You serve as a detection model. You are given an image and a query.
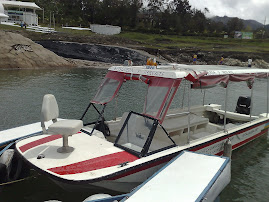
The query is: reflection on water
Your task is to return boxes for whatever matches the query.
[0,68,269,201]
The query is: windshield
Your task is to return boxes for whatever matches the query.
[144,78,181,123]
[91,71,124,105]
[115,112,175,157]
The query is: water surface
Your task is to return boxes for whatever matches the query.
[0,68,269,202]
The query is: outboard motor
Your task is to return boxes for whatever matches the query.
[235,96,251,115]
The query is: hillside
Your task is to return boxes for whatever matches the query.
[211,16,265,30]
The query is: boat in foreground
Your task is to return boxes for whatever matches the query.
[12,64,269,192]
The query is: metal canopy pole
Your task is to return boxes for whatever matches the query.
[266,77,269,118]
[224,84,229,132]
[187,81,191,144]
[181,80,186,109]
[203,89,206,106]
[250,81,254,122]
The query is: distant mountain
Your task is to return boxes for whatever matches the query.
[211,16,265,30]
[211,16,231,25]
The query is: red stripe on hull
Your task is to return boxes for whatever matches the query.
[109,156,173,180]
[190,122,267,152]
[19,135,62,153]
[109,124,268,180]
[232,130,267,150]
[48,151,139,175]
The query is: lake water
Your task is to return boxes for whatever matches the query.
[1,68,269,202]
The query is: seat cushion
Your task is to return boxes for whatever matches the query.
[47,120,83,136]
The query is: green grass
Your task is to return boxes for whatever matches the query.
[1,23,269,54]
[119,32,269,53]
[0,24,22,31]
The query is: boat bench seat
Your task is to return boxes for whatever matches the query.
[206,105,258,122]
[152,114,208,146]
[161,114,209,136]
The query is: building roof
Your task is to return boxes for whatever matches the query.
[0,2,8,18]
[1,1,42,10]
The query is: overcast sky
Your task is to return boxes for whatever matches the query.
[188,0,268,24]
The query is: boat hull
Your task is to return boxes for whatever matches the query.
[27,120,269,193]
[15,118,269,192]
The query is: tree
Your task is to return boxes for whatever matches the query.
[227,17,244,34]
[147,0,164,28]
[170,0,192,32]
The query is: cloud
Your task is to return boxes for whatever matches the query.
[188,0,268,24]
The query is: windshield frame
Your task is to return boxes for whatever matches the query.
[114,111,176,157]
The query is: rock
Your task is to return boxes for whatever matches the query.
[0,31,74,68]
[223,58,245,66]
[221,58,269,69]
[253,59,269,69]
[36,41,151,65]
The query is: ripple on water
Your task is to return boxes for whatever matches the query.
[1,68,269,201]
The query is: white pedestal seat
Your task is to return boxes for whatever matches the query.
[41,94,83,153]
[47,119,83,153]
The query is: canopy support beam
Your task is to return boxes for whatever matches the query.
[187,80,191,144]
[266,77,269,118]
[224,84,229,132]
[250,81,254,122]
[181,80,186,109]
[203,89,206,106]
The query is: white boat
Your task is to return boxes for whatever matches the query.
[13,64,269,192]
[84,151,231,202]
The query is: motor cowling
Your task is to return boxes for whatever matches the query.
[235,96,251,115]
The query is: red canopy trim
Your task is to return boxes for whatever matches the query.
[190,73,257,89]
[105,71,125,81]
[229,74,255,89]
[191,75,229,89]
[256,73,269,78]
[124,73,150,84]
[185,71,208,83]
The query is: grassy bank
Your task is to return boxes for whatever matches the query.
[119,32,269,53]
[1,24,269,54]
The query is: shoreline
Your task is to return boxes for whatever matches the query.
[1,30,269,69]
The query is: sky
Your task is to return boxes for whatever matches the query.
[188,0,268,24]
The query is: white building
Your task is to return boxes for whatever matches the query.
[0,0,41,25]
[0,2,8,20]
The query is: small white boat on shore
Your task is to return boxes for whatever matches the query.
[6,64,269,192]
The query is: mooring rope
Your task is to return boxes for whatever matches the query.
[0,175,36,186]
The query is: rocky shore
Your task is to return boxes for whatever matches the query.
[0,30,73,69]
[1,30,269,69]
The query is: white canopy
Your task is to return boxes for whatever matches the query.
[1,1,42,10]
[109,64,269,79]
